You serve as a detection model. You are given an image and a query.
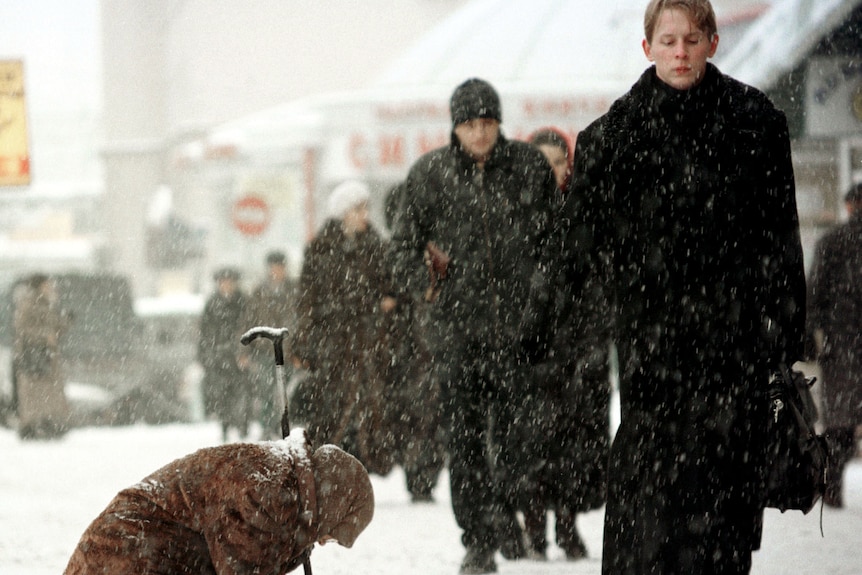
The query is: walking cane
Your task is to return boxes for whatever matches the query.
[240,326,313,575]
[241,326,291,436]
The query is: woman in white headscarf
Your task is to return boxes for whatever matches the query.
[290,180,399,475]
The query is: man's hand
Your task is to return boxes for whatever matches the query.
[424,242,450,303]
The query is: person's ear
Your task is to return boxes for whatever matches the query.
[642,39,654,62]
[708,33,719,58]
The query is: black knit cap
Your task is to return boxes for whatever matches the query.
[449,78,502,127]
[28,273,50,290]
[213,267,241,282]
[265,250,286,266]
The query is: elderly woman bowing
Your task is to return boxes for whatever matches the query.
[64,430,374,575]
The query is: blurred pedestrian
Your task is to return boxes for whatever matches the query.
[807,181,862,508]
[383,182,446,503]
[14,273,72,440]
[567,1,807,573]
[64,430,374,575]
[529,128,573,191]
[198,267,252,442]
[388,78,557,574]
[519,127,611,560]
[290,180,398,476]
[240,250,298,440]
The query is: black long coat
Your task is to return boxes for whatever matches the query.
[568,64,806,573]
[525,228,613,515]
[197,289,249,425]
[290,220,396,474]
[807,213,862,428]
[389,134,557,355]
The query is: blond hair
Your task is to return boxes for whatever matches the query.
[644,0,717,42]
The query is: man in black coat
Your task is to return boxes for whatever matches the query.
[198,268,251,443]
[807,182,862,508]
[566,1,806,573]
[240,251,298,440]
[389,78,557,574]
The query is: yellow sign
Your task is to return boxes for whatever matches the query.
[0,60,31,186]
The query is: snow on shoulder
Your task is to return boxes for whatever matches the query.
[265,427,312,462]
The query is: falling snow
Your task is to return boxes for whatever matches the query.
[1,421,860,575]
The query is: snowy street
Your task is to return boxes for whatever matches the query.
[2,422,861,574]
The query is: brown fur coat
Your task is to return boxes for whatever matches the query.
[64,431,373,574]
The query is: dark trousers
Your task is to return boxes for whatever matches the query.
[436,342,523,553]
[602,363,766,575]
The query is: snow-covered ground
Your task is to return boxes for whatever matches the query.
[2,421,861,575]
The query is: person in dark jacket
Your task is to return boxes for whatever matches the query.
[14,273,73,440]
[807,181,862,508]
[566,1,807,573]
[198,268,252,442]
[64,430,374,575]
[290,180,398,476]
[529,128,574,192]
[240,250,298,440]
[388,78,557,574]
[383,183,446,503]
[519,127,611,560]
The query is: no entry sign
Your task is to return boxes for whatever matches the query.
[231,195,271,237]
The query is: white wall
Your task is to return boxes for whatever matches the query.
[100,0,468,296]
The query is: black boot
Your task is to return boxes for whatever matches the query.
[556,509,588,560]
[522,504,548,559]
[497,510,526,560]
[459,547,497,574]
[18,423,37,440]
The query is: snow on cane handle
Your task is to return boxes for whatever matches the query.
[241,326,292,438]
[240,326,289,366]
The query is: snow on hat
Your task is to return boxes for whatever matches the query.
[327,180,371,219]
[450,78,502,127]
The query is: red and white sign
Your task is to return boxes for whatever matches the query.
[231,195,270,237]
